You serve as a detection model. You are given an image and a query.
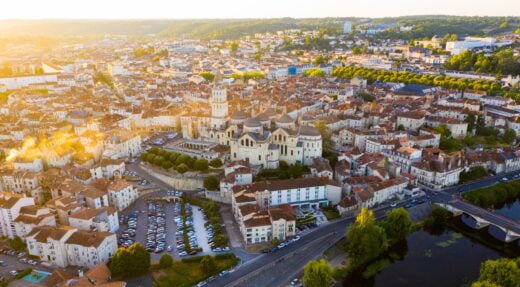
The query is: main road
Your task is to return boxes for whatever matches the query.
[129,159,520,287]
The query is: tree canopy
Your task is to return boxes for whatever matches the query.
[203,176,219,190]
[473,257,520,287]
[108,243,150,278]
[346,208,388,266]
[303,259,332,287]
[381,208,413,244]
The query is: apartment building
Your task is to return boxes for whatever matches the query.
[107,180,138,211]
[69,207,119,233]
[0,193,35,239]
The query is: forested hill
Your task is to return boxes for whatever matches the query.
[0,16,518,39]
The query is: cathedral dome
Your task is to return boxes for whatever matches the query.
[244,118,262,128]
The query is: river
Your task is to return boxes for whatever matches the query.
[494,199,520,221]
[342,201,520,287]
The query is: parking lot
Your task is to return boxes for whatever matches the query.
[295,207,328,234]
[0,249,50,281]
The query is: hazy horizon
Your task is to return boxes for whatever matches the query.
[1,0,519,19]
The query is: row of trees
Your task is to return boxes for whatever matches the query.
[254,161,309,181]
[198,71,266,82]
[332,66,520,100]
[230,71,266,81]
[182,195,229,248]
[303,208,414,286]
[443,49,520,76]
[463,179,520,208]
[459,166,489,184]
[345,208,413,267]
[303,68,326,77]
[140,147,222,174]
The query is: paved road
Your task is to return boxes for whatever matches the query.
[207,200,418,287]
[426,169,520,235]
[131,157,520,287]
[443,199,520,234]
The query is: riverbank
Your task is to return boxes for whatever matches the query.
[325,209,520,287]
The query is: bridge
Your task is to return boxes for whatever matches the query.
[436,199,520,242]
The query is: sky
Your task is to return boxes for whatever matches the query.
[0,0,519,19]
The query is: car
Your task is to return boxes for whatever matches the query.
[277,243,286,249]
[405,203,413,208]
[291,278,299,285]
[9,270,18,276]
[390,203,397,207]
[261,248,271,253]
[502,177,508,181]
[0,261,7,266]
[28,260,37,266]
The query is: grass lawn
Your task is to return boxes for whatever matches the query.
[153,257,237,287]
[470,136,510,149]
[322,209,341,221]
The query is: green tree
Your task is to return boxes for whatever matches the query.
[359,92,375,102]
[346,208,388,266]
[168,152,180,163]
[199,72,215,82]
[230,42,239,54]
[313,55,328,66]
[502,129,517,144]
[381,208,413,244]
[423,206,452,230]
[9,236,26,251]
[209,158,223,168]
[303,259,332,287]
[194,159,209,171]
[303,68,326,77]
[315,120,332,148]
[161,161,173,170]
[175,154,191,166]
[109,243,150,278]
[159,253,173,269]
[460,166,488,183]
[472,281,501,287]
[203,176,219,190]
[465,113,477,133]
[201,255,217,274]
[475,258,520,287]
[176,163,189,174]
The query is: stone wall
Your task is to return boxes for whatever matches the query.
[140,164,205,190]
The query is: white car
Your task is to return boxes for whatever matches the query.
[9,270,18,276]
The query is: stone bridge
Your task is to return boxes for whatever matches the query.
[436,199,520,242]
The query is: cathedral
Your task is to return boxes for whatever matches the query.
[180,86,323,168]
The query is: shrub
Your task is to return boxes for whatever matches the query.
[194,159,209,171]
[181,256,204,263]
[209,158,223,168]
[215,253,236,260]
[203,176,219,190]
[176,164,189,174]
[159,254,174,269]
